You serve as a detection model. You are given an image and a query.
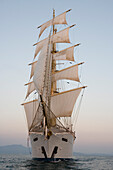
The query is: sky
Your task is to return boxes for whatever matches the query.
[0,0,113,154]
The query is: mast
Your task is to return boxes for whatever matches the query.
[47,9,57,128]
[43,9,57,129]
[51,9,56,95]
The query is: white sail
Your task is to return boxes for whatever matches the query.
[53,46,74,61]
[52,27,70,43]
[34,38,48,59]
[31,43,80,79]
[51,87,83,117]
[28,58,82,82]
[25,81,35,99]
[29,61,37,79]
[53,44,80,61]
[33,42,48,93]
[22,100,39,130]
[34,27,71,59]
[30,104,43,130]
[39,12,67,38]
[52,64,80,82]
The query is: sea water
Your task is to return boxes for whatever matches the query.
[0,154,113,170]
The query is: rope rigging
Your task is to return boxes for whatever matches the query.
[24,9,86,140]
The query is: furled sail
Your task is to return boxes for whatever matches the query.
[25,81,35,99]
[52,64,80,82]
[38,12,67,38]
[34,27,72,59]
[51,87,84,117]
[22,100,39,130]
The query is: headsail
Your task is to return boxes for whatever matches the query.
[33,42,49,94]
[22,100,39,130]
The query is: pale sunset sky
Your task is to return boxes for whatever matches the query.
[0,0,113,154]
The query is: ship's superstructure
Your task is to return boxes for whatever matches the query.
[22,9,86,160]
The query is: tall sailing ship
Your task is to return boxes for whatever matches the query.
[22,9,86,160]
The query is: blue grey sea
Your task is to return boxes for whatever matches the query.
[0,154,113,170]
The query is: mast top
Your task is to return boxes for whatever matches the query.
[53,8,55,18]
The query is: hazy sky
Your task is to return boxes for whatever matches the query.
[0,0,113,154]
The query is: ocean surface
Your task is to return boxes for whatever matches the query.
[0,154,113,170]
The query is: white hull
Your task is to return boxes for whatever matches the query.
[30,132,74,160]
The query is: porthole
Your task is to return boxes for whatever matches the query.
[62,138,68,142]
[33,137,38,142]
